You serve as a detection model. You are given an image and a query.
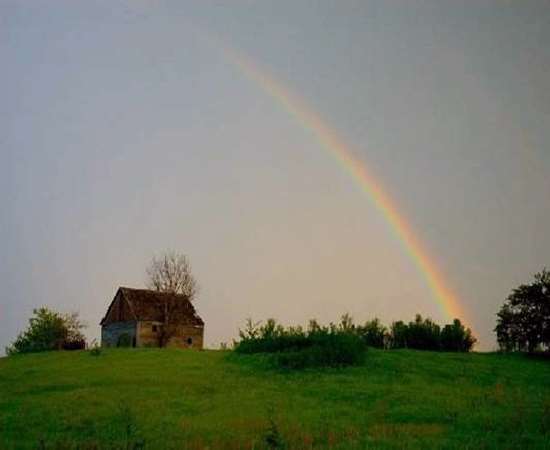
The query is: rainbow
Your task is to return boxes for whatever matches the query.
[222,46,468,325]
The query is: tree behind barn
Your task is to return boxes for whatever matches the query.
[146,251,198,299]
[146,251,198,346]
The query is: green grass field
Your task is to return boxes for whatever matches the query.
[0,349,549,449]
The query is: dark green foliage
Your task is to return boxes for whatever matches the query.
[274,333,366,369]
[389,315,476,352]
[441,319,477,352]
[264,406,285,449]
[62,340,86,351]
[236,314,476,365]
[6,308,86,355]
[405,315,441,350]
[495,269,550,352]
[356,318,387,348]
[235,317,367,369]
[389,320,408,349]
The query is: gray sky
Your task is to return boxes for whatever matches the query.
[2,1,549,352]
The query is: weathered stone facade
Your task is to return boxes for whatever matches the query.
[136,321,204,349]
[101,321,137,347]
[100,287,204,349]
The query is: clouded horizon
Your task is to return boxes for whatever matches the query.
[2,1,549,352]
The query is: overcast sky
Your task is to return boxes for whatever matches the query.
[2,1,549,352]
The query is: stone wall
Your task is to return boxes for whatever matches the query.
[136,321,162,347]
[137,321,204,349]
[102,321,204,349]
[101,321,137,347]
[167,325,204,350]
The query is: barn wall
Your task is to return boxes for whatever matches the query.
[167,325,204,350]
[102,291,135,325]
[101,321,137,347]
[136,321,162,347]
[136,322,204,349]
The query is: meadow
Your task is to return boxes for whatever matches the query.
[0,348,549,449]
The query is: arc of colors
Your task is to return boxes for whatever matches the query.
[222,46,468,325]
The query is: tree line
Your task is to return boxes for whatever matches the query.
[236,313,476,354]
[4,250,549,356]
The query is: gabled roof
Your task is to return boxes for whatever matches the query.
[100,287,204,326]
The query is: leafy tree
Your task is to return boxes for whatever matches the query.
[389,315,475,352]
[495,269,550,352]
[440,319,476,352]
[389,320,408,349]
[357,318,387,348]
[6,308,86,355]
[406,314,441,351]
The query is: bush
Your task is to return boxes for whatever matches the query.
[234,313,476,368]
[441,319,477,352]
[275,333,366,369]
[6,308,86,355]
[235,316,367,369]
[62,339,86,351]
[388,315,476,352]
[356,318,387,348]
[406,315,441,351]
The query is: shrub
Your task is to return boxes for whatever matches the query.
[389,320,408,349]
[387,315,475,352]
[356,318,387,348]
[440,319,477,352]
[264,406,285,449]
[406,315,441,351]
[235,313,476,367]
[235,317,367,369]
[63,339,86,351]
[275,333,366,369]
[6,308,86,355]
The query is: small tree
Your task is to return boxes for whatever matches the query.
[357,318,387,348]
[388,315,475,352]
[6,308,86,355]
[495,269,550,352]
[146,251,199,347]
[406,314,441,351]
[389,320,409,349]
[440,319,476,352]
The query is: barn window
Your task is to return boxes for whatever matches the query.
[152,325,158,333]
[187,337,193,345]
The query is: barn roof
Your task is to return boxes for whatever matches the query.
[100,287,204,326]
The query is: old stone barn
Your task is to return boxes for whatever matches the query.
[101,287,204,349]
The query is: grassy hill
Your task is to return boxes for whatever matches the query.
[0,349,549,449]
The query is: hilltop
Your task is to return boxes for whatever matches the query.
[0,349,549,449]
